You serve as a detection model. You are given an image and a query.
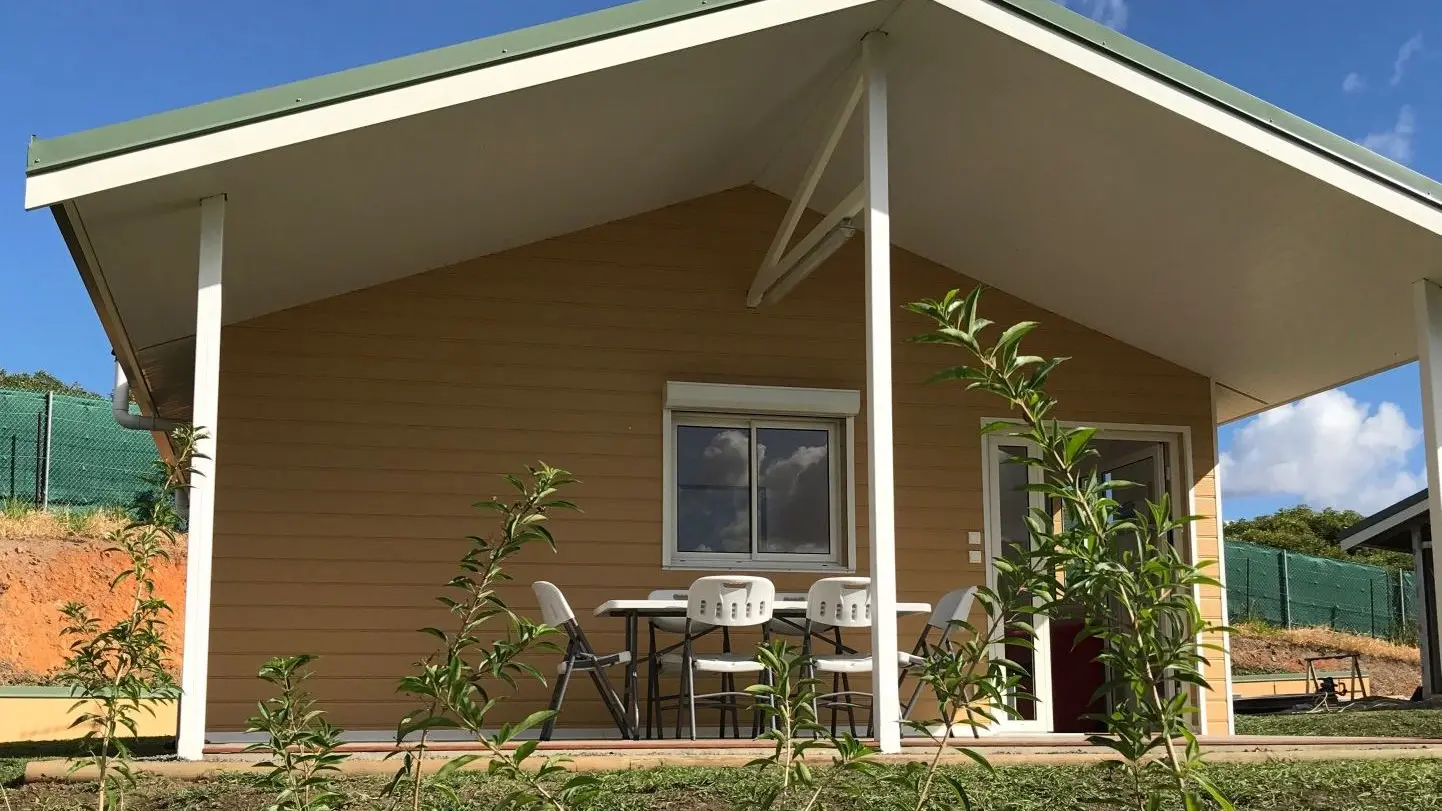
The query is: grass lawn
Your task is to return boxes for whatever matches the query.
[5,761,1442,810]
[1236,709,1442,738]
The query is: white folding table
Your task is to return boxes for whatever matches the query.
[593,598,932,739]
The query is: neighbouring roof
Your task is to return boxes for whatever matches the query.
[1339,489,1429,552]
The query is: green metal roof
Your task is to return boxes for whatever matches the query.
[24,0,1442,214]
[24,0,760,174]
[995,0,1442,208]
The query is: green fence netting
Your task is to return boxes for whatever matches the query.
[0,387,159,509]
[1226,540,1418,639]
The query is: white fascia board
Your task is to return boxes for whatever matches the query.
[24,0,876,209]
[931,0,1442,238]
[665,381,860,416]
[1340,500,1428,551]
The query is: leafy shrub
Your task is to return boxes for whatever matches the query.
[745,640,875,811]
[244,655,349,811]
[908,287,1233,810]
[56,426,199,811]
[386,463,597,811]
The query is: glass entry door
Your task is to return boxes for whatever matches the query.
[984,439,1053,733]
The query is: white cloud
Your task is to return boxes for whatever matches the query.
[1342,72,1366,94]
[1361,105,1418,164]
[1392,32,1424,86]
[1220,389,1425,514]
[1058,0,1128,31]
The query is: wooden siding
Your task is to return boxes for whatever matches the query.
[210,185,1228,736]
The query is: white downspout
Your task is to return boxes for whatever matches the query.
[112,362,184,433]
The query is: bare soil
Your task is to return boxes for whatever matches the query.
[1231,623,1422,698]
[0,531,186,682]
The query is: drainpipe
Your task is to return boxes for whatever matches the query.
[112,362,184,433]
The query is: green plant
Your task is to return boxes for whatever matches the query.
[56,507,95,536]
[244,655,349,811]
[1,498,31,521]
[744,640,876,811]
[385,463,597,811]
[885,552,1052,811]
[56,426,200,811]
[907,287,1232,811]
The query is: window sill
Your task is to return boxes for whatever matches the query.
[664,558,854,574]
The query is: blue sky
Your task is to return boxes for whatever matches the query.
[1,0,1437,520]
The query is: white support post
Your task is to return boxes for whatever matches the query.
[861,31,900,754]
[1413,278,1442,697]
[178,194,225,760]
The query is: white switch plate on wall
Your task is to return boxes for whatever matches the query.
[967,531,982,546]
[968,550,982,564]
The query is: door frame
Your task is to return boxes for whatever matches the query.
[979,438,1053,732]
[978,420,1203,733]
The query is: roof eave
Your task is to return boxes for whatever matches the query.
[25,0,764,176]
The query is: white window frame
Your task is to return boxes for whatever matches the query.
[663,382,858,573]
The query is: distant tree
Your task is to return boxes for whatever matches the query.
[0,368,103,399]
[1224,504,1414,571]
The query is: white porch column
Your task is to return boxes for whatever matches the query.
[861,31,901,754]
[178,194,226,760]
[1413,279,1442,697]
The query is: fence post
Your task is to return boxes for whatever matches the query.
[40,391,53,511]
[1280,550,1292,628]
[1399,570,1409,636]
[1368,579,1376,637]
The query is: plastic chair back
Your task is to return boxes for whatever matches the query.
[686,576,775,627]
[927,587,978,630]
[532,580,577,628]
[806,577,871,628]
[649,588,694,634]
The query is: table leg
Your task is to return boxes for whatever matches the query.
[626,612,640,740]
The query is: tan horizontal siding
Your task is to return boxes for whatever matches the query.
[209,185,1227,736]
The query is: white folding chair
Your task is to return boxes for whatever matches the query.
[901,587,979,718]
[803,576,921,736]
[532,581,633,741]
[660,576,776,740]
[644,588,731,738]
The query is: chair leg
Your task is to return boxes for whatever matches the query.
[646,625,657,739]
[718,673,730,739]
[589,668,630,738]
[686,665,698,741]
[841,673,857,738]
[830,672,841,737]
[541,663,573,742]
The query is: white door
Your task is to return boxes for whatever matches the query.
[1098,443,1181,709]
[983,438,1053,733]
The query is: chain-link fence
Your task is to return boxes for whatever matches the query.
[0,387,160,509]
[1226,540,1419,640]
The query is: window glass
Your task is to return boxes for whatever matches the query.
[756,427,831,555]
[674,425,750,554]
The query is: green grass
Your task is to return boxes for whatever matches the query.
[6,761,1442,810]
[1236,709,1442,738]
[0,758,22,787]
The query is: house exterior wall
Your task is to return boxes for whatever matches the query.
[208,186,1228,737]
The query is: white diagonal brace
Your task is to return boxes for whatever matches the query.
[748,62,863,307]
[755,182,866,307]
